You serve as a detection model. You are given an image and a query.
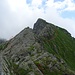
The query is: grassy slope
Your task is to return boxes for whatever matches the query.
[41,25,75,74]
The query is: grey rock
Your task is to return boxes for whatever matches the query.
[0,18,74,75]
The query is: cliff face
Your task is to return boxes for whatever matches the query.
[0,18,75,75]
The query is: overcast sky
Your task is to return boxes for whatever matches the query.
[0,0,75,40]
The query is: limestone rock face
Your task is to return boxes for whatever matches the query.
[33,18,48,34]
[3,27,35,56]
[0,18,75,75]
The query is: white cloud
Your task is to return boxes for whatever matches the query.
[46,0,75,11]
[7,0,28,12]
[31,0,42,6]
[0,0,75,40]
[46,0,54,7]
[62,0,75,11]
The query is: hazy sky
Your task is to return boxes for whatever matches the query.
[0,0,75,40]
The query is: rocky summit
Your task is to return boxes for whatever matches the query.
[0,18,75,75]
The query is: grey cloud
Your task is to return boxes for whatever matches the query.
[0,0,24,39]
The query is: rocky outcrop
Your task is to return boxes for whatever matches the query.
[0,18,75,75]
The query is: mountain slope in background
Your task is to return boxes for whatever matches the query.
[0,39,6,44]
[0,18,75,75]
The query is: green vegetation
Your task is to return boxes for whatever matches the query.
[41,26,75,74]
[0,42,8,51]
[3,57,31,75]
[28,45,34,51]
[34,60,63,75]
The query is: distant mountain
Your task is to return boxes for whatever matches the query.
[0,18,75,75]
[0,39,7,52]
[0,39,6,44]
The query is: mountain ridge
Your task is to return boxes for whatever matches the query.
[0,18,75,75]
